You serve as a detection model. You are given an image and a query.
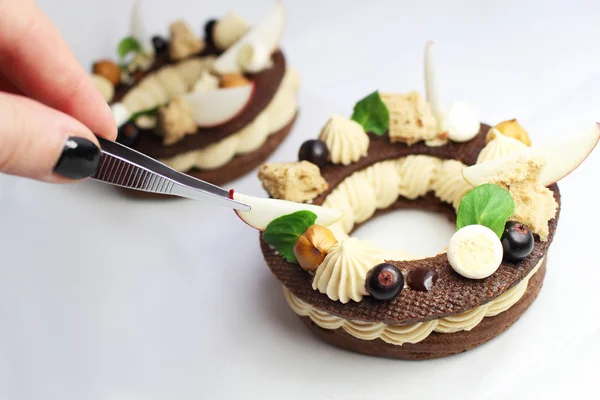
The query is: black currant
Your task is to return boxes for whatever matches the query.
[298,139,329,167]
[501,221,534,262]
[365,263,404,301]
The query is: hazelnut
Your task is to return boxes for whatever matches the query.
[489,119,531,146]
[220,73,251,88]
[293,225,338,272]
[92,59,121,86]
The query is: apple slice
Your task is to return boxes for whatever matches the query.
[130,0,154,55]
[230,190,344,231]
[213,1,285,74]
[179,84,255,127]
[424,41,444,121]
[463,124,600,187]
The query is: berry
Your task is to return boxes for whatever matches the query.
[365,263,404,301]
[501,221,534,262]
[407,267,438,292]
[117,122,139,147]
[298,139,329,167]
[152,36,167,54]
[204,19,218,47]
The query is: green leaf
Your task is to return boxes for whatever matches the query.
[117,36,141,60]
[129,105,161,121]
[263,211,318,263]
[350,91,390,136]
[456,184,515,238]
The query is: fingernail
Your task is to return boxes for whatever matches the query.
[53,137,100,179]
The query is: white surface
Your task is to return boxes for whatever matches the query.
[1,0,600,399]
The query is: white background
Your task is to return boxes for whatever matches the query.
[1,0,599,399]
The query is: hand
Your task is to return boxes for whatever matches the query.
[0,0,117,182]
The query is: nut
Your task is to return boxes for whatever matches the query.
[489,119,531,146]
[92,59,121,86]
[293,225,338,272]
[90,74,114,103]
[169,20,206,61]
[220,73,251,88]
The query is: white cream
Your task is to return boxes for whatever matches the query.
[285,257,544,345]
[159,66,299,170]
[318,115,369,165]
[477,129,528,164]
[430,159,471,210]
[312,238,385,303]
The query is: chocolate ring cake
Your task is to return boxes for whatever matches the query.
[89,1,298,190]
[231,42,599,360]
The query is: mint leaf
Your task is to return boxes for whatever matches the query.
[351,91,390,135]
[457,184,515,238]
[263,211,318,263]
[118,36,141,60]
[129,105,161,121]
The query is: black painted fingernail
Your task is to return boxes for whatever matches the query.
[53,137,100,179]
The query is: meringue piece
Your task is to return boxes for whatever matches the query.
[318,115,369,165]
[91,74,114,103]
[110,103,130,127]
[313,238,385,303]
[477,129,528,164]
[130,0,154,55]
[448,225,503,279]
[238,41,272,73]
[442,101,480,142]
[380,91,439,145]
[213,11,251,51]
[424,41,443,121]
[486,156,557,241]
[193,71,220,92]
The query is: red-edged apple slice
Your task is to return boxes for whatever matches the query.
[179,84,255,127]
[213,1,285,74]
[463,124,600,187]
[230,190,344,231]
[424,41,444,121]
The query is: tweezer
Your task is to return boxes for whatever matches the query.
[90,137,251,211]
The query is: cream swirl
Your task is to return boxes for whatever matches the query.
[287,257,543,345]
[476,129,528,164]
[121,57,215,114]
[318,115,369,165]
[364,160,402,208]
[396,155,442,199]
[430,159,472,210]
[322,156,450,241]
[312,238,385,303]
[159,67,299,170]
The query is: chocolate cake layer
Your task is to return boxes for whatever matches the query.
[314,124,490,202]
[130,51,288,158]
[260,125,561,325]
[121,113,296,198]
[301,259,546,360]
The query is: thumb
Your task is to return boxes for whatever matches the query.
[0,92,101,182]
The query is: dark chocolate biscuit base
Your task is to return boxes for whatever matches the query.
[262,190,559,324]
[121,113,297,199]
[300,259,547,360]
[260,123,561,324]
[131,51,288,158]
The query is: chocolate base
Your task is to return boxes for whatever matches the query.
[301,259,546,360]
[260,123,561,325]
[121,113,297,198]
